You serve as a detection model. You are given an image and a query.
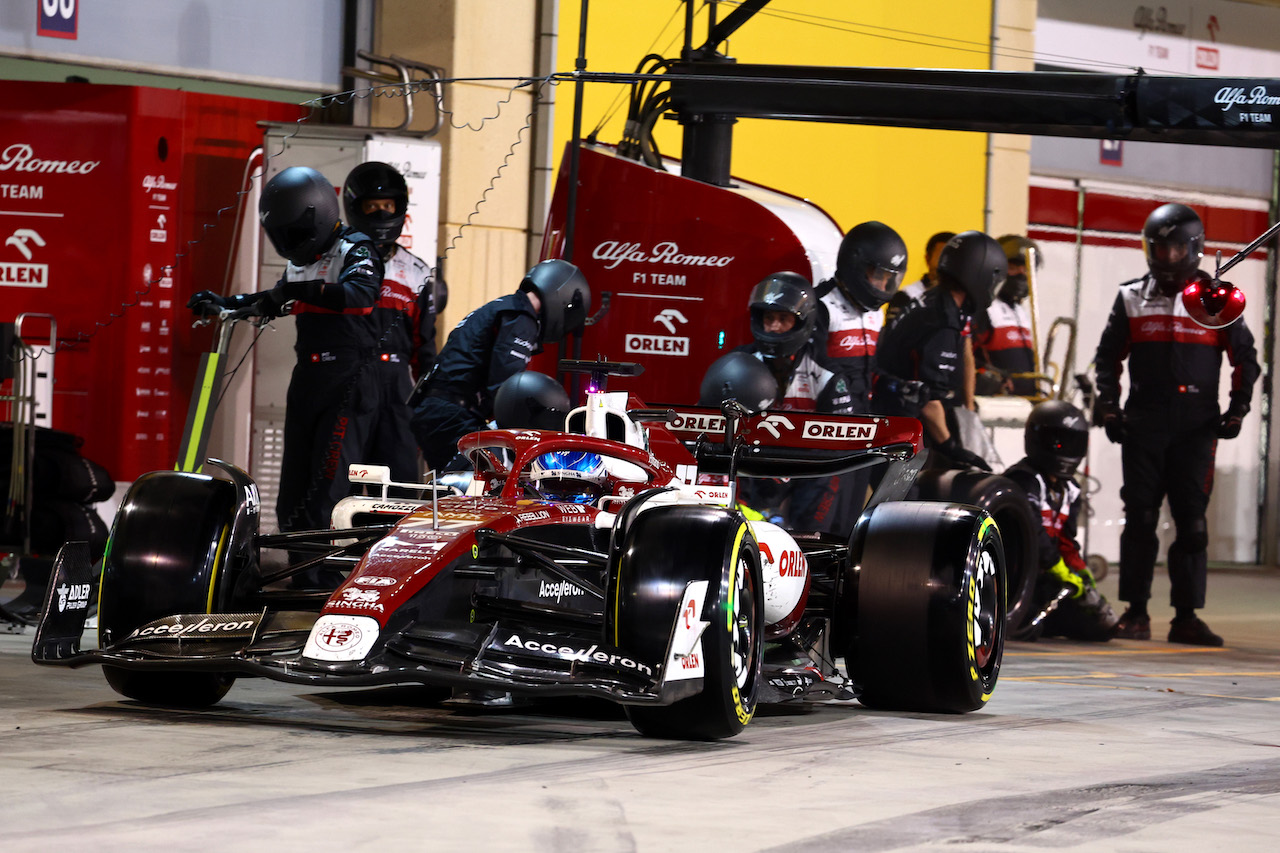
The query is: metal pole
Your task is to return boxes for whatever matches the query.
[563,0,588,263]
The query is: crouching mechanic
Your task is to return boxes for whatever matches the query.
[706,271,859,534]
[410,260,590,472]
[875,230,1007,471]
[1094,202,1260,646]
[188,166,385,546]
[1005,401,1118,641]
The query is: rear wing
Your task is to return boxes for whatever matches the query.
[656,406,922,479]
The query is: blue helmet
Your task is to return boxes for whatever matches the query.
[529,451,608,504]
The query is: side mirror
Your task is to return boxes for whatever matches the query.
[1182,279,1246,329]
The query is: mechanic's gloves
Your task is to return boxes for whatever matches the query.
[937,436,992,472]
[1047,557,1086,598]
[1094,398,1126,444]
[186,290,264,317]
[1216,402,1248,439]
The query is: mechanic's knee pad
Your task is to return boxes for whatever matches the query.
[1172,517,1209,554]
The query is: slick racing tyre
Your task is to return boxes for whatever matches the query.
[99,472,240,708]
[913,469,1037,633]
[846,501,1006,713]
[607,503,764,740]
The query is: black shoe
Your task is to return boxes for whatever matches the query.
[1113,608,1151,640]
[1168,616,1224,647]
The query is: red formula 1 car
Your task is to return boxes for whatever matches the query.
[32,362,1005,740]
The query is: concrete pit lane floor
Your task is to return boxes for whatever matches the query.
[2,567,1279,852]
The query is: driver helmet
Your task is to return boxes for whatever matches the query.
[259,166,340,266]
[834,221,908,310]
[342,161,408,252]
[936,230,1007,314]
[748,271,817,359]
[529,451,608,505]
[1025,400,1089,479]
[520,260,592,342]
[1143,203,1204,291]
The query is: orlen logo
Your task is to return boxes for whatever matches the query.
[669,412,726,433]
[803,420,877,441]
[0,143,99,174]
[756,415,796,439]
[625,333,689,356]
[777,549,806,578]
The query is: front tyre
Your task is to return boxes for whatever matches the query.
[607,504,764,740]
[847,501,1005,713]
[100,472,241,708]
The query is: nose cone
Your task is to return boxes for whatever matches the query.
[1182,280,1246,329]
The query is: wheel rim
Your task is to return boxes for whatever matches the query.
[971,543,1001,671]
[731,553,757,690]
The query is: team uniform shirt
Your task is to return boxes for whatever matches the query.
[874,285,971,417]
[282,226,383,354]
[1004,459,1086,575]
[1094,271,1259,431]
[815,281,880,412]
[378,244,440,376]
[973,298,1036,393]
[421,291,541,421]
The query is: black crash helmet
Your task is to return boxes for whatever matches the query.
[259,166,340,266]
[1025,399,1089,479]
[936,230,1007,314]
[1143,203,1204,287]
[699,351,778,412]
[748,271,818,359]
[835,220,908,310]
[342,161,408,250]
[493,371,572,431]
[521,260,592,342]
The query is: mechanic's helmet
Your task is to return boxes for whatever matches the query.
[520,260,593,342]
[936,230,1008,314]
[493,371,571,431]
[699,351,778,412]
[529,450,608,504]
[748,271,818,359]
[342,161,408,251]
[834,221,908,309]
[1025,400,1089,479]
[259,166,340,266]
[1143,203,1204,290]
[995,234,1040,305]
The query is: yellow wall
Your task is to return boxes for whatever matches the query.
[553,1,998,284]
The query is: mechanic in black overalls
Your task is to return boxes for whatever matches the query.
[409,260,590,472]
[813,220,908,527]
[189,167,386,554]
[342,161,445,486]
[1094,203,1259,646]
[973,235,1039,396]
[1004,401,1118,641]
[874,230,1006,472]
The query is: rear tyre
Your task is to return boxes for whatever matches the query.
[847,501,1005,713]
[607,504,764,740]
[913,469,1037,632]
[100,472,240,708]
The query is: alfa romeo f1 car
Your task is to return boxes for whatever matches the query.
[32,362,1005,740]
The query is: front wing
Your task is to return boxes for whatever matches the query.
[31,542,705,706]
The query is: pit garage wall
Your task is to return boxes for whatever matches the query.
[1032,0,1280,566]
[1026,178,1269,566]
